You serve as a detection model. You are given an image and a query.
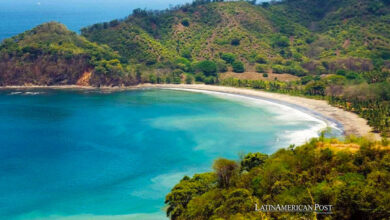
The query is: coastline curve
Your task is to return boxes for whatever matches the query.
[0,84,380,140]
[136,84,380,140]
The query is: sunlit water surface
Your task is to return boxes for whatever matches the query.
[0,89,342,219]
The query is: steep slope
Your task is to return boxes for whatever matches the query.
[271,0,390,62]
[155,2,276,61]
[83,2,277,64]
[81,20,176,65]
[0,22,135,86]
[81,1,314,76]
[82,0,390,76]
[1,0,390,86]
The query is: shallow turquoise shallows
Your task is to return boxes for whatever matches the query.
[0,89,341,219]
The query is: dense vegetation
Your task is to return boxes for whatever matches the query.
[0,22,137,86]
[165,137,390,219]
[2,0,390,84]
[220,72,390,137]
[80,0,390,75]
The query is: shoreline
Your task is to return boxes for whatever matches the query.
[0,84,380,140]
[167,87,342,147]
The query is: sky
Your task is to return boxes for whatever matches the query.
[0,0,194,40]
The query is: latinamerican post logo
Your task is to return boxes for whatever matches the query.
[255,204,333,214]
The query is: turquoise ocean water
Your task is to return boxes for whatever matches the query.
[0,89,342,219]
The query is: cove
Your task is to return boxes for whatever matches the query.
[0,88,342,219]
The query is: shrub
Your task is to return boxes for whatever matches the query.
[175,57,191,72]
[144,55,157,66]
[204,76,217,85]
[286,64,307,76]
[271,64,286,74]
[149,74,157,83]
[185,74,194,84]
[315,65,327,75]
[241,153,268,172]
[292,52,303,61]
[255,54,267,64]
[272,35,290,48]
[379,49,390,60]
[305,81,326,96]
[220,53,236,64]
[172,69,183,76]
[346,72,361,80]
[325,75,347,85]
[263,73,268,78]
[181,48,192,59]
[213,158,239,188]
[232,61,245,73]
[172,77,181,84]
[156,76,163,84]
[195,72,205,82]
[255,64,268,73]
[172,69,183,84]
[301,76,314,85]
[272,57,284,65]
[195,60,217,76]
[216,60,228,73]
[337,69,347,76]
[231,38,240,46]
[181,18,190,27]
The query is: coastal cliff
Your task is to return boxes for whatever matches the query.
[0,22,137,87]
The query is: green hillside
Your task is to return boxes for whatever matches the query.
[81,0,390,75]
[0,22,135,86]
[2,0,390,85]
[81,1,311,75]
[272,0,390,61]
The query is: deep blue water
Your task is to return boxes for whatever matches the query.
[0,89,337,219]
[0,0,193,41]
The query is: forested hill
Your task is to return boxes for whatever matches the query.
[81,0,390,73]
[0,22,137,86]
[271,0,390,61]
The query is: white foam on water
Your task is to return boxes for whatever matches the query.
[168,88,341,148]
[9,91,22,95]
[9,91,44,95]
[24,91,43,95]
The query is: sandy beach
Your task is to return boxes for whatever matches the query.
[136,84,380,140]
[0,83,380,140]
